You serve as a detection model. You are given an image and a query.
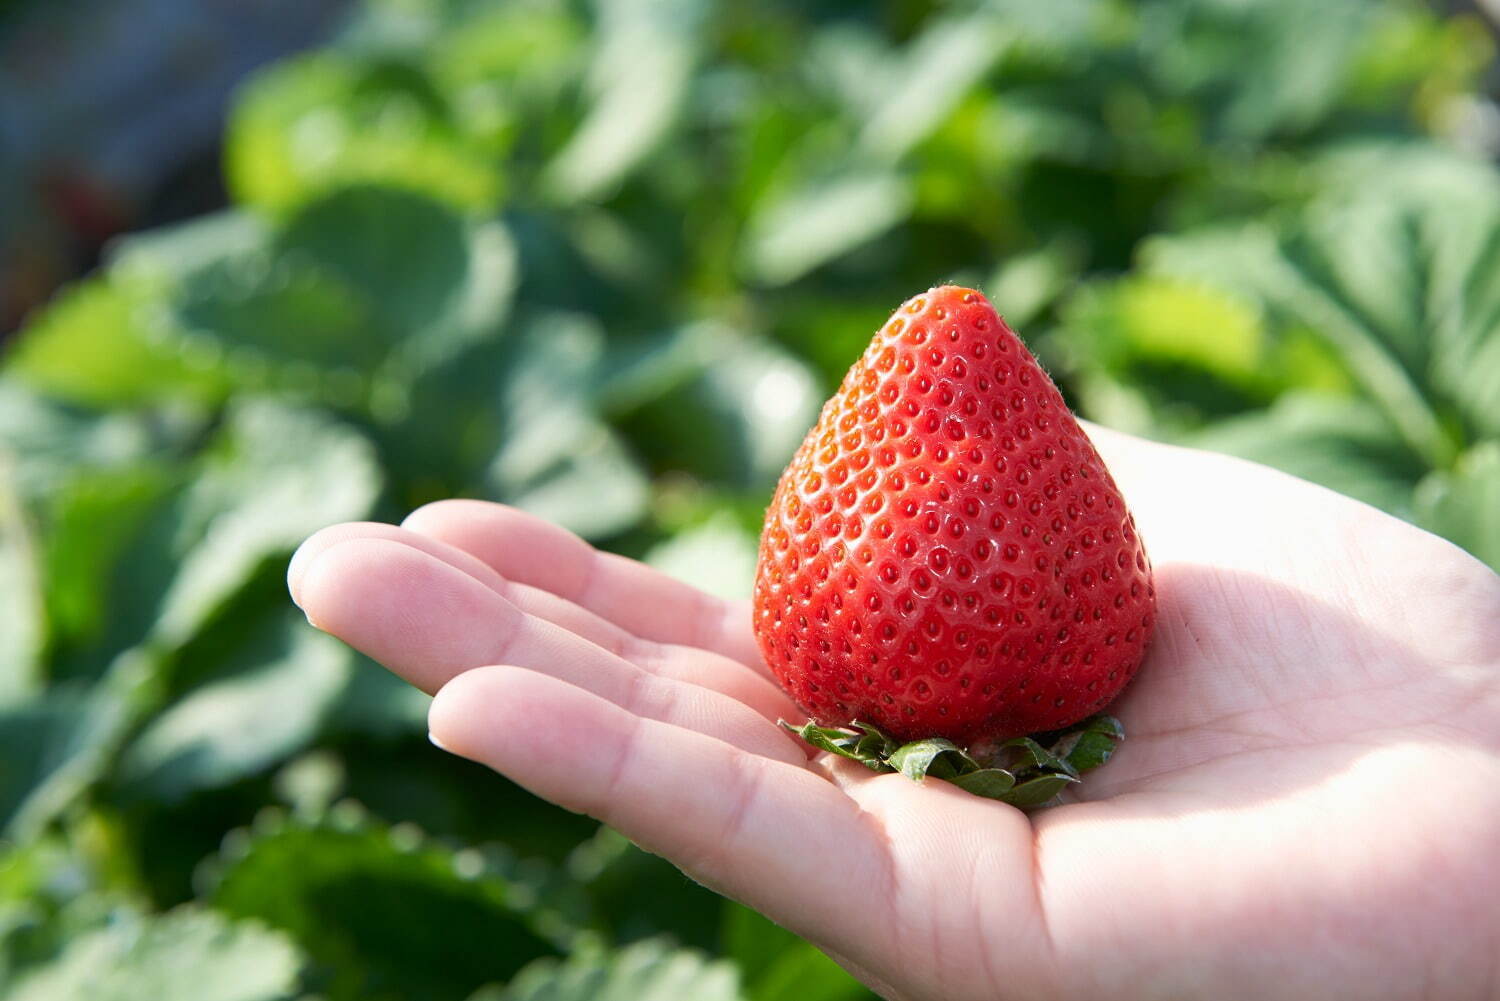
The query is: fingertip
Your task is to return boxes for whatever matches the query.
[427,665,549,765]
[288,523,389,606]
[400,498,480,533]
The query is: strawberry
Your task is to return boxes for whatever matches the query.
[753,286,1155,751]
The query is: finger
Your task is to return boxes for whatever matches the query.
[401,500,764,670]
[297,537,804,761]
[428,665,896,960]
[290,522,710,664]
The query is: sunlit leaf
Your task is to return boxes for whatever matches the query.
[208,813,575,1001]
[1190,394,1426,517]
[0,656,147,839]
[150,401,381,649]
[644,513,758,600]
[858,11,1008,161]
[1415,441,1500,571]
[744,172,913,286]
[492,937,743,1001]
[5,907,303,1001]
[116,611,352,801]
[624,329,821,491]
[226,53,500,213]
[546,0,707,200]
[722,904,873,1001]
[0,464,43,701]
[5,277,230,408]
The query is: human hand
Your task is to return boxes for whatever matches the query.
[288,425,1500,1001]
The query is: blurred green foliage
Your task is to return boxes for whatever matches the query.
[2,0,1498,997]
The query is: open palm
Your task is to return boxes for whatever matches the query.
[289,425,1500,1001]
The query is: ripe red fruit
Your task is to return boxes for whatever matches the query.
[753,286,1155,746]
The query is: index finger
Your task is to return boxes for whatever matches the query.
[401,500,766,671]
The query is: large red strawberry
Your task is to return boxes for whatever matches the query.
[753,286,1154,749]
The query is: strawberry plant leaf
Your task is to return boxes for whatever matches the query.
[4,906,304,1001]
[544,0,706,202]
[1188,394,1426,518]
[621,329,822,491]
[0,382,196,507]
[275,186,516,377]
[0,659,147,839]
[1414,441,1500,572]
[149,400,381,650]
[115,610,352,802]
[0,466,43,701]
[4,276,232,408]
[644,513,759,601]
[743,171,913,286]
[721,902,874,1001]
[205,810,582,1001]
[226,53,501,214]
[490,937,743,1001]
[155,189,514,412]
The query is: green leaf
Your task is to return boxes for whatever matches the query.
[0,461,43,700]
[986,241,1084,332]
[0,834,131,983]
[494,938,743,1001]
[167,252,380,374]
[226,53,501,214]
[207,812,574,1001]
[644,513,758,601]
[989,736,1076,778]
[108,209,271,284]
[623,329,821,491]
[1414,441,1500,571]
[565,826,724,949]
[781,721,889,770]
[744,172,913,286]
[1189,394,1426,517]
[149,401,382,649]
[275,186,516,373]
[722,903,876,1000]
[491,422,648,541]
[947,769,1018,800]
[115,610,352,802]
[4,277,230,408]
[483,312,648,539]
[39,464,181,652]
[0,658,146,839]
[887,738,973,782]
[1145,162,1500,465]
[998,773,1078,810]
[857,11,1009,161]
[4,907,303,1001]
[1065,276,1268,388]
[1045,715,1125,774]
[0,381,195,507]
[740,941,871,1001]
[546,0,706,201]
[158,189,515,410]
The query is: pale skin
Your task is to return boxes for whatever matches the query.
[289,425,1500,1001]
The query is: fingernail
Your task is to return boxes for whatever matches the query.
[428,730,453,753]
[287,544,316,606]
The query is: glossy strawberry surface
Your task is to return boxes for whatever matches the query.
[753,286,1155,745]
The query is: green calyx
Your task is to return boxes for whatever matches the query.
[782,714,1125,809]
